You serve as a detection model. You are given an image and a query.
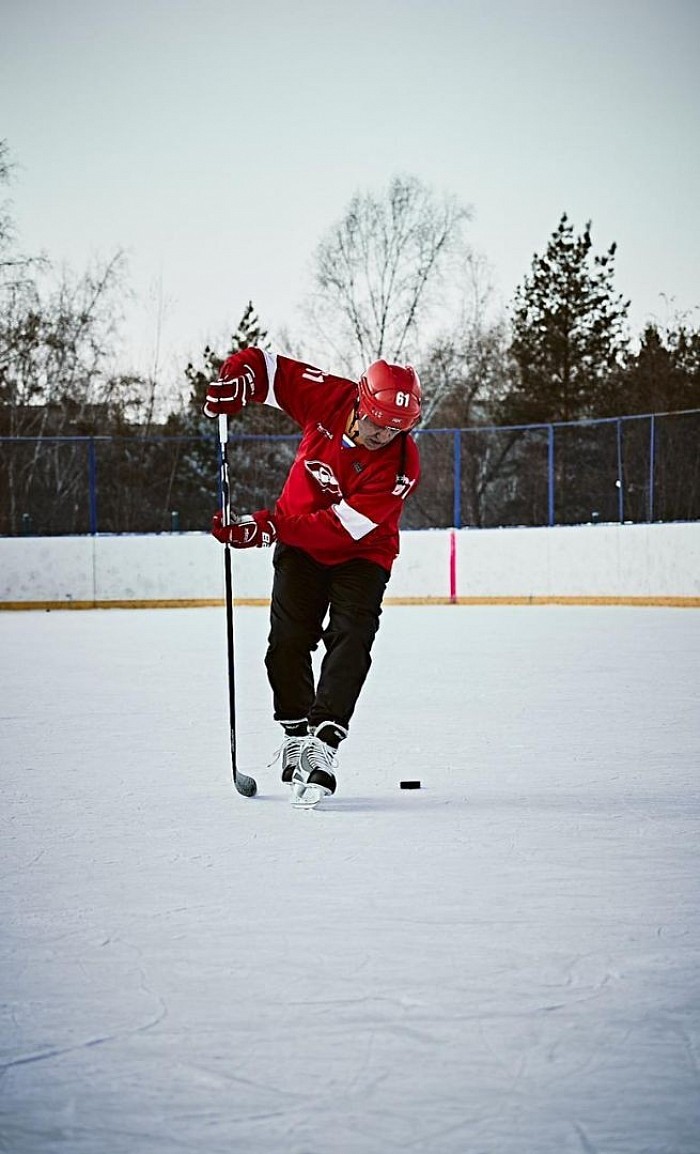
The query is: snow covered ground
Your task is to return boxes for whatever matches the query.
[1,604,699,1154]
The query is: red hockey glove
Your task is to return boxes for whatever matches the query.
[203,362,256,419]
[211,509,277,549]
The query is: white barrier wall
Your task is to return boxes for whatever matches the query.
[0,523,698,608]
[453,523,700,602]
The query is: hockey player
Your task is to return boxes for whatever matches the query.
[203,348,421,807]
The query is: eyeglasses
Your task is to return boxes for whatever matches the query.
[358,415,401,438]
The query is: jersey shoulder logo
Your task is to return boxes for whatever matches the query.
[305,459,342,497]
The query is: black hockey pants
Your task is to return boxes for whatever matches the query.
[265,543,390,734]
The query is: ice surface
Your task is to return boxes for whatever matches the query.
[1,604,699,1153]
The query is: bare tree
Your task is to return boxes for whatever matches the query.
[1,140,217,535]
[0,146,157,532]
[0,139,14,259]
[0,140,43,291]
[420,253,511,428]
[1,252,130,435]
[305,175,472,374]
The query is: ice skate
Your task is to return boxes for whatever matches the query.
[280,734,305,784]
[269,720,308,785]
[291,722,345,808]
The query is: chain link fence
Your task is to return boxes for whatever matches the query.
[1,410,698,536]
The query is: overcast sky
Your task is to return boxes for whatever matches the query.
[2,0,699,386]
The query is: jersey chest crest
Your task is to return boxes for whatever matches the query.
[304,459,342,497]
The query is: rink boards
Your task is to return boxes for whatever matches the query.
[0,522,699,609]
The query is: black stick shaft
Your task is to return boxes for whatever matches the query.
[223,537,238,774]
[217,415,256,798]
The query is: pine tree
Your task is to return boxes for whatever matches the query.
[502,214,630,424]
[170,301,297,528]
[612,321,700,415]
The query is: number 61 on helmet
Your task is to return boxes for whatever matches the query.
[358,361,421,431]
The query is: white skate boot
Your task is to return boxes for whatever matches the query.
[291,721,347,809]
[269,720,308,786]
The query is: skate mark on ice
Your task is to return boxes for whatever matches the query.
[572,1119,600,1153]
[676,1022,700,1087]
[0,933,168,1077]
[0,1003,167,1075]
[0,847,46,882]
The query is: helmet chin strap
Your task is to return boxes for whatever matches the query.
[346,398,360,442]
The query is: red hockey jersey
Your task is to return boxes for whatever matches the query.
[224,348,420,572]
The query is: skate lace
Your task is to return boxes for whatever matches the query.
[267,735,305,770]
[303,737,338,773]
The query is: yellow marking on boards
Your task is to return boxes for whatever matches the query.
[1,596,698,611]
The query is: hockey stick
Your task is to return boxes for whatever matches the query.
[217,414,257,798]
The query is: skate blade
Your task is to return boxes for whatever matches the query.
[291,782,327,809]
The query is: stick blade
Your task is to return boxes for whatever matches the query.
[234,772,258,798]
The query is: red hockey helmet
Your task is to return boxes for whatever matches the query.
[357,360,422,431]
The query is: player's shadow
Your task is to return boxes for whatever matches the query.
[321,793,454,813]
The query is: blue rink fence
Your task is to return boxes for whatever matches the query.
[1,408,698,536]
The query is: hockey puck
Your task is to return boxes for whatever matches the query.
[400,780,421,789]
